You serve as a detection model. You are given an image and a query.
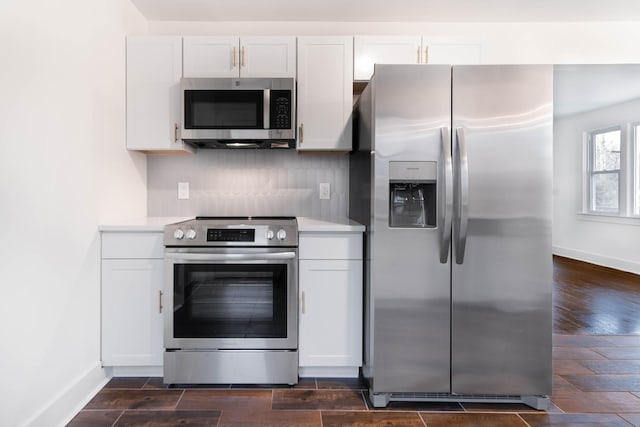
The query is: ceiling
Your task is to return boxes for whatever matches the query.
[130,0,640,23]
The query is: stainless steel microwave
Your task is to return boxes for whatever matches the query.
[180,77,296,148]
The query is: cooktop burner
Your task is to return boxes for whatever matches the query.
[164,216,298,247]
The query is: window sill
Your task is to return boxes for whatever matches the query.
[578,212,640,226]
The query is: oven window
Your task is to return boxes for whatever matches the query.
[184,90,264,129]
[173,264,287,338]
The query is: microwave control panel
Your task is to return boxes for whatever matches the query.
[270,90,292,130]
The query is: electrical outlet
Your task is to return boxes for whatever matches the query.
[177,182,189,200]
[319,182,331,200]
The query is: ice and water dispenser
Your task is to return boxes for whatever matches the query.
[389,161,437,228]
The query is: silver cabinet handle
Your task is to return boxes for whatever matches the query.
[439,127,453,263]
[301,290,306,314]
[299,123,304,144]
[424,46,429,64]
[241,46,246,67]
[165,251,296,261]
[174,123,179,143]
[233,46,237,68]
[159,290,163,313]
[454,127,469,264]
[417,45,421,64]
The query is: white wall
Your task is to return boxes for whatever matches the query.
[554,99,640,274]
[0,1,147,426]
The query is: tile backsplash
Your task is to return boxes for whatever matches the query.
[147,150,349,219]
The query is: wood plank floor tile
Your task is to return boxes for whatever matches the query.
[520,413,633,427]
[143,377,168,389]
[553,359,595,375]
[84,389,183,410]
[294,377,318,389]
[606,336,640,347]
[219,409,321,427]
[553,347,607,360]
[552,391,640,413]
[420,412,528,427]
[177,389,272,411]
[553,375,580,395]
[316,377,368,390]
[66,410,122,427]
[579,359,640,374]
[593,347,640,360]
[103,377,149,389]
[114,410,220,426]
[552,335,615,347]
[322,411,424,427]
[619,414,640,425]
[272,389,366,410]
[562,374,640,392]
[460,402,562,413]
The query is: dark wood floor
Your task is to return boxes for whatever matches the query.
[69,256,640,426]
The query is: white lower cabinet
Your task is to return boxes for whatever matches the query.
[298,232,363,377]
[101,232,164,375]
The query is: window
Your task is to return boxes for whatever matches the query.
[584,124,640,219]
[587,128,621,213]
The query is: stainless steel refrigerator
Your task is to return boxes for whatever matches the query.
[349,64,553,409]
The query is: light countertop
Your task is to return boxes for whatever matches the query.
[98,217,191,232]
[99,216,364,233]
[297,217,365,232]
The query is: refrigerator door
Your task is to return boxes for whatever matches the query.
[451,65,553,396]
[369,65,452,393]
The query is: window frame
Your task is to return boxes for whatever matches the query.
[585,126,623,215]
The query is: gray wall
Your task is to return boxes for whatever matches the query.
[147,150,349,219]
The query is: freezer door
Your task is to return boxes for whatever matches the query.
[451,65,553,396]
[369,64,452,393]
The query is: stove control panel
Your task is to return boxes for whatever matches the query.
[164,219,298,247]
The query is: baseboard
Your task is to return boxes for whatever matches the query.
[553,246,640,275]
[110,365,163,377]
[24,363,109,427]
[299,366,360,378]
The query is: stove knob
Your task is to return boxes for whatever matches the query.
[173,229,185,240]
[276,229,287,241]
[185,229,197,240]
[266,229,275,240]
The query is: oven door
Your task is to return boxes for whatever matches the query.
[164,247,297,350]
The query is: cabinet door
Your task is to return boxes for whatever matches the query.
[102,259,164,366]
[239,36,296,78]
[183,36,239,78]
[126,36,190,152]
[354,36,422,81]
[422,37,482,64]
[299,259,363,367]
[297,36,353,151]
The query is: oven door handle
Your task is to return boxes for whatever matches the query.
[165,251,297,261]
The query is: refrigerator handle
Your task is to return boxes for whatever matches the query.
[454,127,469,264]
[439,127,453,263]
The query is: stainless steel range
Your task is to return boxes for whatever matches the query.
[163,217,298,385]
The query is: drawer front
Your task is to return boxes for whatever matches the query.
[101,232,164,259]
[299,232,362,260]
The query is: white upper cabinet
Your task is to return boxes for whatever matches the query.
[354,35,482,80]
[297,36,353,151]
[126,36,192,153]
[183,36,296,78]
[354,36,422,81]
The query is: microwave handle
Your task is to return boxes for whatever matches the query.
[263,89,270,129]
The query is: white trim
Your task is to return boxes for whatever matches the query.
[299,366,360,378]
[24,363,109,427]
[553,245,640,275]
[110,366,163,377]
[577,212,640,226]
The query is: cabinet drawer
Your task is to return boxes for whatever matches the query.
[101,232,164,259]
[299,232,362,260]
